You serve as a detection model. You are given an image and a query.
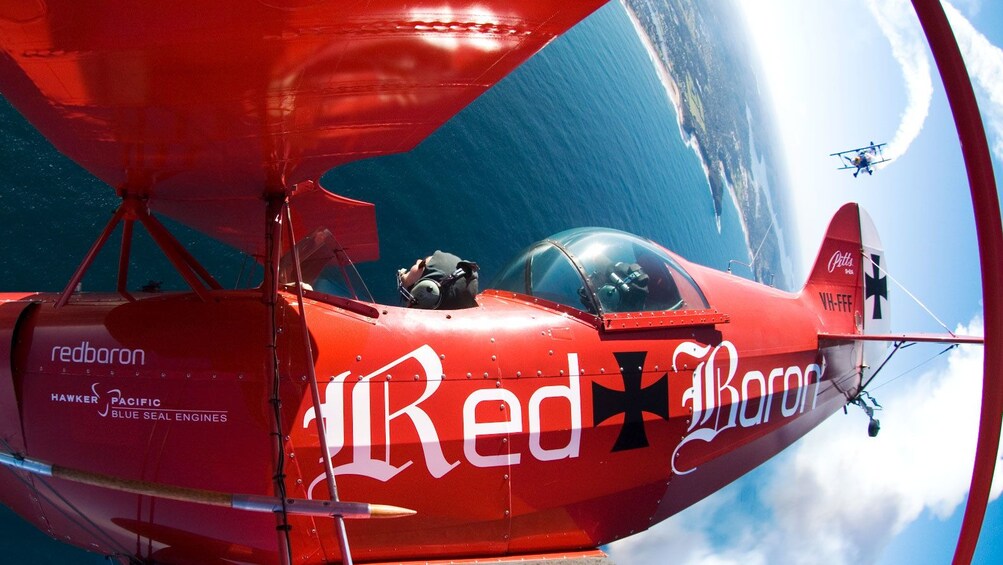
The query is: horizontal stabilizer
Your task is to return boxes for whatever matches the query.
[829,142,887,156]
[819,332,984,345]
[366,549,613,565]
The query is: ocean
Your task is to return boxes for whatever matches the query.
[0,2,760,561]
[329,2,753,303]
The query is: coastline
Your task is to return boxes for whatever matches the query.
[622,2,755,251]
[621,3,719,229]
[718,160,752,261]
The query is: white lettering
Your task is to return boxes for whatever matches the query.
[49,392,99,404]
[306,372,349,461]
[827,250,854,273]
[671,341,825,475]
[739,370,766,427]
[528,354,582,462]
[305,345,458,485]
[110,396,161,408]
[384,352,459,479]
[780,366,803,418]
[709,342,739,432]
[804,363,823,412]
[674,342,713,431]
[51,341,145,366]
[463,389,522,467]
[763,367,784,423]
[305,346,585,489]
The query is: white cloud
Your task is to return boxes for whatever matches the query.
[759,315,996,563]
[608,485,770,565]
[868,0,1003,162]
[866,0,933,163]
[942,1,1003,161]
[609,314,998,564]
[952,0,982,18]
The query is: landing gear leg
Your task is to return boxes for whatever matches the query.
[850,391,883,437]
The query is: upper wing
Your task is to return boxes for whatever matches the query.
[829,143,886,157]
[0,0,606,261]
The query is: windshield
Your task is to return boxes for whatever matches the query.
[279,228,374,303]
[491,228,708,315]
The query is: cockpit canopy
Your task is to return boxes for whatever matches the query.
[490,228,709,316]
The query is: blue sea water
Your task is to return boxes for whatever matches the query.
[0,2,757,562]
[328,2,751,303]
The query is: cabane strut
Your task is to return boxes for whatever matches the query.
[55,194,222,307]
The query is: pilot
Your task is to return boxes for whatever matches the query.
[851,151,875,177]
[398,250,479,310]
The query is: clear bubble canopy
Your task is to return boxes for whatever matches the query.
[490,228,709,315]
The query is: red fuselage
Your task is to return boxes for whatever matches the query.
[0,245,864,563]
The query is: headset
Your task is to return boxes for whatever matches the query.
[397,261,478,309]
[595,262,648,312]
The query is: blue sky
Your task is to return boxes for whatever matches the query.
[608,1,1002,563]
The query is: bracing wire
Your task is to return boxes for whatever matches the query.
[860,252,956,336]
[752,218,774,262]
[860,341,909,391]
[235,253,249,289]
[868,344,958,393]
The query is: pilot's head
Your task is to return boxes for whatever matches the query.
[397,256,441,308]
[596,261,649,312]
[409,279,441,309]
[399,256,429,289]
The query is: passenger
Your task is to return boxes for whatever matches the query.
[588,258,649,313]
[397,250,479,309]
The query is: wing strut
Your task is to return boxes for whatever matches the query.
[55,194,222,308]
[912,1,1003,563]
[281,198,357,565]
[263,195,294,565]
[262,193,360,564]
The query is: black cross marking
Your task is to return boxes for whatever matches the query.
[865,253,888,320]
[592,351,669,452]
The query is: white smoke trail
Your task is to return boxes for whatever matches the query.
[866,0,933,162]
[943,1,1003,160]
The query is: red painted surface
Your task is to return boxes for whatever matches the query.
[0,0,605,261]
[0,205,879,563]
[3,1,993,562]
[910,2,1003,563]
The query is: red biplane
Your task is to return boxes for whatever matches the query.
[0,1,997,564]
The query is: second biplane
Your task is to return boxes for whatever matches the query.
[830,141,891,177]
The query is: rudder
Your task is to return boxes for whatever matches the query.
[802,203,890,338]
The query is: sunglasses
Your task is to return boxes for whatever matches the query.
[396,259,427,305]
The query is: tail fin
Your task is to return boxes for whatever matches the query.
[802,203,890,338]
